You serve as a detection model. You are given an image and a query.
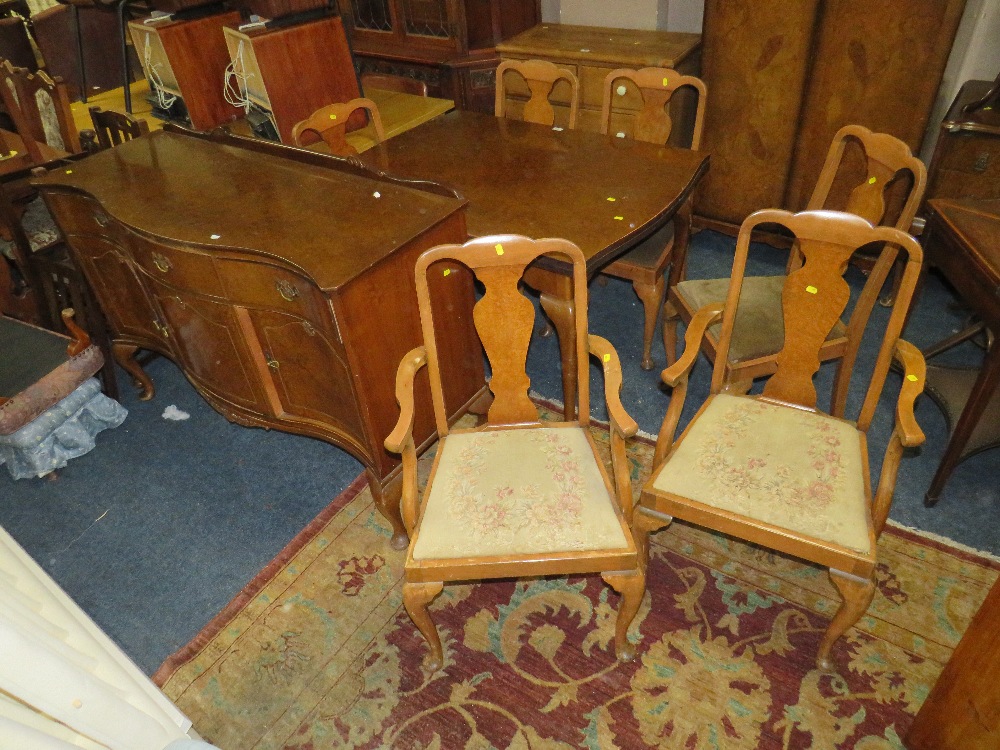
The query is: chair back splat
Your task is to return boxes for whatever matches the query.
[414,235,590,434]
[599,66,707,149]
[494,59,580,129]
[713,209,923,430]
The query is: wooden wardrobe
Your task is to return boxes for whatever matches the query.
[695,0,967,230]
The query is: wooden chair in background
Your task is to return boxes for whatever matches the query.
[634,209,925,671]
[85,105,148,151]
[597,67,707,370]
[665,125,927,403]
[0,60,80,163]
[290,97,386,156]
[385,234,643,672]
[360,72,428,97]
[494,58,579,129]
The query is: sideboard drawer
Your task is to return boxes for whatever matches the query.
[43,192,118,239]
[129,235,225,298]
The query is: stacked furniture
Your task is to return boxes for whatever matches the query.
[128,10,242,131]
[222,14,362,144]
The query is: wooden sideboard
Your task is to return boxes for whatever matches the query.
[128,11,243,131]
[33,128,485,549]
[496,23,701,136]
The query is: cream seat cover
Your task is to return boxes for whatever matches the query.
[412,425,629,560]
[652,393,871,553]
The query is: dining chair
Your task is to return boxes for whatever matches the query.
[11,65,80,155]
[634,208,925,671]
[86,105,149,151]
[385,234,644,672]
[494,58,579,129]
[665,125,927,404]
[290,97,386,156]
[597,67,707,370]
[361,72,428,97]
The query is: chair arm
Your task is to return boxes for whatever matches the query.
[661,302,724,388]
[893,339,926,448]
[588,334,637,521]
[588,334,638,438]
[652,303,724,466]
[384,346,428,454]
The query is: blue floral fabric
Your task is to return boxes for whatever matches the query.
[0,378,127,479]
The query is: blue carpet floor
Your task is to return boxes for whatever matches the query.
[2,229,997,675]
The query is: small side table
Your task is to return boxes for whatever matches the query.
[918,198,1000,505]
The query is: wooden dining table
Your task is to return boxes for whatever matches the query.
[359,109,710,417]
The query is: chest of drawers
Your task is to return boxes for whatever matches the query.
[496,23,701,138]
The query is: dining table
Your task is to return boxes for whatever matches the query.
[359,109,710,417]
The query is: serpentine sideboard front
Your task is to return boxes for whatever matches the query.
[33,128,486,548]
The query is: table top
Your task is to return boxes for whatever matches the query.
[497,23,701,67]
[359,109,709,270]
[69,81,454,155]
[928,197,1000,285]
[33,130,466,292]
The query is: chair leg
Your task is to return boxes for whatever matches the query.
[403,581,445,672]
[662,299,680,367]
[633,276,665,371]
[602,568,645,661]
[631,506,672,570]
[817,569,875,671]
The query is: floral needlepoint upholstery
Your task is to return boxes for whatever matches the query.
[651,393,870,553]
[412,425,629,560]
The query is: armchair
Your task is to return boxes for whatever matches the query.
[664,125,926,400]
[385,234,643,672]
[634,209,926,671]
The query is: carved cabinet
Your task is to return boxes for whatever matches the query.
[339,0,540,113]
[34,129,485,548]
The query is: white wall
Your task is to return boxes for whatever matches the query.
[552,0,705,31]
[921,0,1000,160]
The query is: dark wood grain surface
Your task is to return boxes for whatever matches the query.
[361,109,709,273]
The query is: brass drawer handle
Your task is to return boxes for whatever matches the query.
[276,279,298,301]
[153,320,169,338]
[94,212,110,228]
[152,252,172,273]
[265,352,279,369]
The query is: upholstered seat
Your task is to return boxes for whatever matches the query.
[651,393,869,553]
[414,425,630,560]
[673,276,847,363]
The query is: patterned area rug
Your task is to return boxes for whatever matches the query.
[155,415,999,749]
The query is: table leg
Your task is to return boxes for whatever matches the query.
[925,346,1000,506]
[523,267,576,420]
